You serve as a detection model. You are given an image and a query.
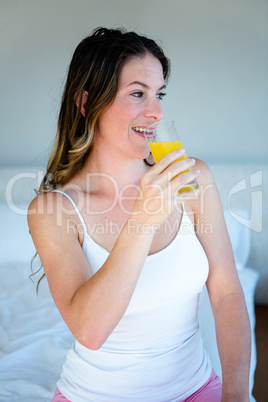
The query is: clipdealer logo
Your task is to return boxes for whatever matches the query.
[5,169,264,233]
[227,170,263,233]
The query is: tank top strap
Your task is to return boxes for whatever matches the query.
[51,189,87,236]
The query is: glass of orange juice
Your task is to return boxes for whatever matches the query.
[144,120,198,193]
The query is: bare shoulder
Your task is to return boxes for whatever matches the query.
[27,191,82,249]
[28,192,56,231]
[188,158,221,217]
[194,158,215,186]
[28,191,79,226]
[28,191,56,219]
[28,190,71,215]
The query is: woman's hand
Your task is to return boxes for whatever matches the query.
[131,149,200,227]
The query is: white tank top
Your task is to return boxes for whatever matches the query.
[53,190,212,402]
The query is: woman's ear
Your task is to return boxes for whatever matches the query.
[75,91,88,117]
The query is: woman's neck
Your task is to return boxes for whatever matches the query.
[71,145,149,197]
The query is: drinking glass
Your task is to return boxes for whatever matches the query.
[144,120,198,193]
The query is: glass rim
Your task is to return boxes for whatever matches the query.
[145,119,175,130]
[143,119,176,140]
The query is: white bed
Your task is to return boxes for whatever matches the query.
[0,173,259,401]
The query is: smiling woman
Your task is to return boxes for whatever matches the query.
[27,27,251,402]
[36,27,170,194]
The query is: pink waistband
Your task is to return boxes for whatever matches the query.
[52,369,222,402]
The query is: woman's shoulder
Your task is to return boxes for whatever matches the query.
[27,190,81,236]
[191,157,219,196]
[194,158,215,185]
[28,191,54,223]
[187,158,220,215]
[28,190,70,217]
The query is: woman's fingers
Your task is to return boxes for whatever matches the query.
[171,168,200,192]
[141,151,200,194]
[135,151,201,226]
[147,149,186,176]
[159,157,196,181]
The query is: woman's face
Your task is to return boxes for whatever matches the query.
[95,52,166,160]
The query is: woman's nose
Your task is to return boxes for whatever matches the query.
[144,98,164,121]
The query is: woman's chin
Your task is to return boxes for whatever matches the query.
[134,144,151,160]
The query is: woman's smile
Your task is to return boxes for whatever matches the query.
[132,126,155,138]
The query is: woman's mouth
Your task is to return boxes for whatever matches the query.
[132,127,154,139]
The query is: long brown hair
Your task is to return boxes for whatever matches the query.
[32,27,170,291]
[38,27,170,194]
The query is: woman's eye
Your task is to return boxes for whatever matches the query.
[130,91,166,100]
[131,91,144,98]
[157,92,166,100]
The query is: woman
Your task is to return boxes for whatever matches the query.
[28,27,251,401]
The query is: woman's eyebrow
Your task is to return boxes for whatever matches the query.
[126,81,166,91]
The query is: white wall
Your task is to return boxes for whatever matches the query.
[0,0,267,167]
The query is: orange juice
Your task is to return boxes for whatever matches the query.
[148,141,198,192]
[148,140,184,162]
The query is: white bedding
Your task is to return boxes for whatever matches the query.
[0,262,73,401]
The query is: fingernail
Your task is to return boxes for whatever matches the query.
[191,158,196,164]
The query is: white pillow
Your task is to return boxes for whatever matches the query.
[0,202,35,263]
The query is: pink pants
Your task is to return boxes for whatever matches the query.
[181,369,222,401]
[52,369,222,402]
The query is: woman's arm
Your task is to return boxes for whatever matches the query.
[192,160,251,402]
[28,150,198,350]
[28,191,154,350]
